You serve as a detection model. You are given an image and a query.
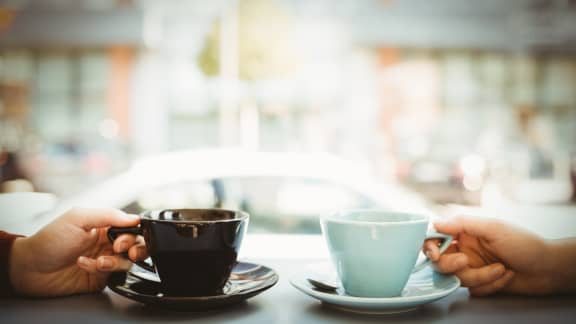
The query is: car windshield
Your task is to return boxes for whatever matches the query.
[121,176,377,234]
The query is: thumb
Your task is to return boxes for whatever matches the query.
[64,207,140,230]
[434,216,500,241]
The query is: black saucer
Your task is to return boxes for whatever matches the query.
[107,262,278,311]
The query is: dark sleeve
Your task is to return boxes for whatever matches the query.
[0,231,24,297]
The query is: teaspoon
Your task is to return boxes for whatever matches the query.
[307,276,339,292]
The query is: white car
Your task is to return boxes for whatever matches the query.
[32,149,433,235]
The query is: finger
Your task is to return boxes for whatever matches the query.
[128,242,149,262]
[113,234,138,253]
[434,216,501,242]
[423,239,442,260]
[96,255,133,273]
[456,263,506,287]
[432,253,468,274]
[64,207,139,230]
[77,256,100,274]
[423,240,459,261]
[469,270,515,296]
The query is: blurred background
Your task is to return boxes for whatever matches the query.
[1,0,575,235]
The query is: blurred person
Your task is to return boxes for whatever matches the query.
[424,216,576,296]
[515,105,555,179]
[0,208,147,297]
[0,150,34,193]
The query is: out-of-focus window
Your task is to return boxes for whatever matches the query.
[121,176,375,234]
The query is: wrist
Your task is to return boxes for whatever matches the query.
[9,237,32,295]
[544,239,576,294]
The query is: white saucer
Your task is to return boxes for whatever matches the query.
[290,265,460,314]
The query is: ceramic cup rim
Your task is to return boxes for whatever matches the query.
[140,208,249,224]
[321,209,429,226]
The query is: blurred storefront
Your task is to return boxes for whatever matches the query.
[1,0,575,207]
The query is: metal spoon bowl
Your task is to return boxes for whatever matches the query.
[307,276,340,292]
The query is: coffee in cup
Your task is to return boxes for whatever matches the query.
[320,209,451,298]
[108,208,249,296]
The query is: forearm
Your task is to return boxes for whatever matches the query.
[546,238,576,294]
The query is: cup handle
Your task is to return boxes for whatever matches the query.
[412,232,453,273]
[107,226,156,273]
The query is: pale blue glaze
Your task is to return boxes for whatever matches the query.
[321,210,429,298]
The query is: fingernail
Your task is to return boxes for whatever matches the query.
[117,241,129,252]
[98,258,114,270]
[425,250,432,258]
[492,264,505,276]
[78,256,88,264]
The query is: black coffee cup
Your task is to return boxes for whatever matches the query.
[108,208,249,296]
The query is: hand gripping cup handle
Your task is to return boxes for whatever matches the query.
[107,226,156,273]
[412,232,453,273]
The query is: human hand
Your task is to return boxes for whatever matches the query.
[423,216,555,296]
[9,208,148,297]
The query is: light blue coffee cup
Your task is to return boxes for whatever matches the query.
[320,209,452,298]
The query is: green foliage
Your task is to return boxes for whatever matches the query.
[197,21,221,77]
[197,0,298,80]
